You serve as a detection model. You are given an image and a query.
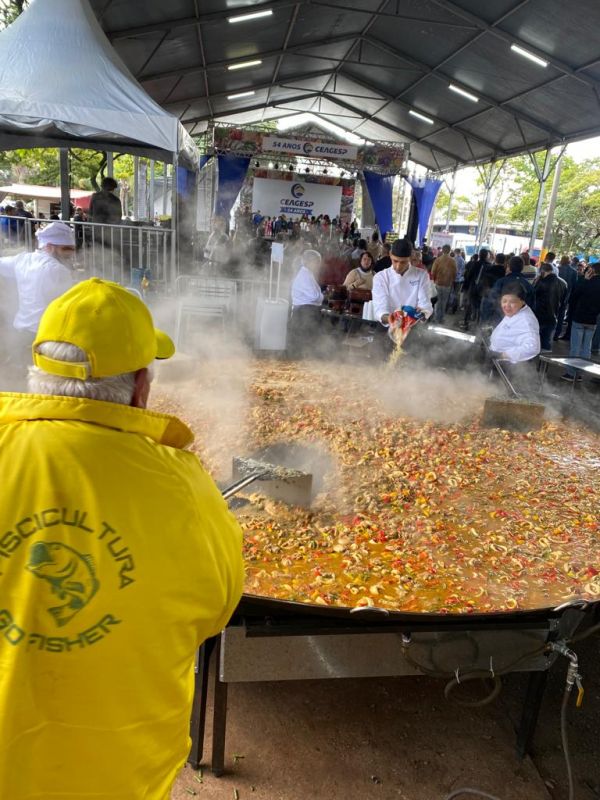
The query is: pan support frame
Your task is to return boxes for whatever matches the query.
[187,606,588,776]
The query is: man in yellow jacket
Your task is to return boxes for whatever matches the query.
[0,278,244,800]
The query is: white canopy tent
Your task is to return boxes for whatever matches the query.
[0,0,198,166]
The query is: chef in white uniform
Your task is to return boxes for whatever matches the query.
[372,238,433,328]
[0,221,75,376]
[490,283,540,363]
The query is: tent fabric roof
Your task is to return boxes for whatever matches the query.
[0,183,93,200]
[0,0,198,164]
[91,0,600,171]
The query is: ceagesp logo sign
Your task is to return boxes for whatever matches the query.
[302,142,314,156]
[291,183,305,198]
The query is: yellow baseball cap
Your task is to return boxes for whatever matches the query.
[33,278,175,380]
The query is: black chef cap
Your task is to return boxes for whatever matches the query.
[391,238,412,258]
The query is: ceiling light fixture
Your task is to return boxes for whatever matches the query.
[228,9,273,23]
[227,59,262,71]
[227,90,256,100]
[288,164,294,171]
[409,109,434,125]
[510,44,548,67]
[268,162,274,168]
[274,163,279,170]
[448,84,478,102]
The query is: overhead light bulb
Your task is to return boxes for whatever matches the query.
[448,84,478,102]
[510,44,548,67]
[409,109,434,125]
[227,59,262,71]
[227,90,256,100]
[228,9,273,23]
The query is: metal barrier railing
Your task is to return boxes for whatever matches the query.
[0,215,175,289]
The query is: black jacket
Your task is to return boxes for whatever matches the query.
[533,274,567,325]
[558,264,578,295]
[463,258,488,301]
[570,275,600,325]
[478,262,506,297]
[489,272,535,310]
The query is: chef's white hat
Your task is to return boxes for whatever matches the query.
[36,222,76,248]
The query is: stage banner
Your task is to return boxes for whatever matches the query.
[216,154,250,219]
[261,135,358,161]
[363,170,394,237]
[252,177,343,219]
[214,127,263,154]
[362,145,406,173]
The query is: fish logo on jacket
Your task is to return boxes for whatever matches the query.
[27,541,100,627]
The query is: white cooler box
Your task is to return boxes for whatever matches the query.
[255,242,289,351]
[255,297,289,351]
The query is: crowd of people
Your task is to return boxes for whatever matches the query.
[287,231,600,383]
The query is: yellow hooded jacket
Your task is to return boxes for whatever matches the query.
[0,393,244,800]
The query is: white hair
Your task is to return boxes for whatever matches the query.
[28,342,145,405]
[302,249,322,268]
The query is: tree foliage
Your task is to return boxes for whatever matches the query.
[0,0,27,29]
[433,152,600,254]
[0,147,166,194]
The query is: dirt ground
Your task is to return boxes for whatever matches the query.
[170,624,599,800]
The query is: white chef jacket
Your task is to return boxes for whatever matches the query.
[291,265,323,308]
[372,265,433,325]
[0,249,73,332]
[490,304,540,363]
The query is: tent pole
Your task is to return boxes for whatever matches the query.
[106,152,114,178]
[163,162,169,216]
[476,160,504,250]
[445,167,457,231]
[170,156,178,284]
[59,148,70,221]
[149,160,155,223]
[133,156,139,220]
[542,146,566,251]
[528,149,552,252]
[477,180,493,250]
[396,176,406,236]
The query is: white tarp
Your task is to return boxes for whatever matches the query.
[0,0,198,164]
[252,177,342,219]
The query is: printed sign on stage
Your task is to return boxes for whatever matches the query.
[261,136,358,161]
[252,177,343,219]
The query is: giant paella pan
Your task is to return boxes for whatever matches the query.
[153,358,600,620]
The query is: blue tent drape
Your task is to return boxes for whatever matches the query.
[405,176,442,246]
[176,166,196,199]
[199,154,212,171]
[363,171,394,237]
[216,154,250,219]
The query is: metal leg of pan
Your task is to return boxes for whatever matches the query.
[516,670,548,759]
[212,637,229,777]
[188,637,216,769]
